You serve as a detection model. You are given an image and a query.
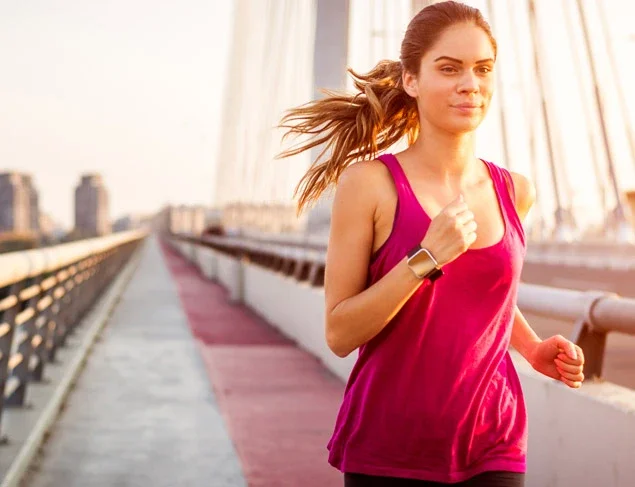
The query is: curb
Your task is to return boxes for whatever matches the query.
[0,243,145,487]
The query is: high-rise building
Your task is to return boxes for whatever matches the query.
[0,172,39,235]
[22,174,40,234]
[74,174,111,237]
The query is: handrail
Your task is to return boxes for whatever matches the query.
[0,229,147,288]
[0,230,147,441]
[518,284,635,335]
[174,232,635,381]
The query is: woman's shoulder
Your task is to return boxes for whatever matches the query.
[337,158,393,193]
[340,157,390,180]
[484,160,535,221]
[488,160,533,193]
[508,171,536,221]
[510,171,536,220]
[333,158,395,213]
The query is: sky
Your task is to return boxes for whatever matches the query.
[0,0,234,229]
[1,0,633,232]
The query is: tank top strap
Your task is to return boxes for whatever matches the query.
[483,160,526,245]
[376,153,409,196]
[376,153,425,220]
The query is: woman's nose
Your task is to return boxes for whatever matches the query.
[458,71,479,93]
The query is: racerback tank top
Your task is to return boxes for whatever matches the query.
[327,153,528,483]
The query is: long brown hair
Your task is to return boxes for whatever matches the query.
[278,1,497,214]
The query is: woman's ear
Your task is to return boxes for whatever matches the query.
[402,70,418,98]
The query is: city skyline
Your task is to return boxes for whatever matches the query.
[0,169,120,238]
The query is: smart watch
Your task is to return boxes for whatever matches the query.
[406,245,444,281]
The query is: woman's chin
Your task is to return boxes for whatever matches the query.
[441,121,482,135]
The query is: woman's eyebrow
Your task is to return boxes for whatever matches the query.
[433,56,494,64]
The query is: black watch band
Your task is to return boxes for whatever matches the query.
[423,266,444,282]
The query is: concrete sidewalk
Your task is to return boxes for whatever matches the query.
[22,236,247,487]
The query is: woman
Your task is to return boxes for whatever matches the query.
[278,2,585,485]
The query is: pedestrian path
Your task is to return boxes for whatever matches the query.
[22,237,247,487]
[22,236,346,487]
[159,240,345,486]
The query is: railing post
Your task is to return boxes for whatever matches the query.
[0,282,22,441]
[48,299,62,362]
[31,277,53,382]
[570,291,614,381]
[59,271,76,341]
[6,281,43,406]
[309,262,325,287]
[230,252,246,304]
[294,260,310,281]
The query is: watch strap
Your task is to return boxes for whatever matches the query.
[424,266,444,282]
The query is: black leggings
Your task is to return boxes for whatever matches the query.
[344,470,525,487]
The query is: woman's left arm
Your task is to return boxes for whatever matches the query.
[508,172,585,388]
[508,172,540,361]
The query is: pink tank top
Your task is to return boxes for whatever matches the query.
[327,153,528,483]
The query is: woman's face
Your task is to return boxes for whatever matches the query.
[404,23,496,135]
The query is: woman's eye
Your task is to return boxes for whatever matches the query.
[440,65,492,74]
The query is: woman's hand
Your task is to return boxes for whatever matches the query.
[421,194,477,266]
[528,335,585,388]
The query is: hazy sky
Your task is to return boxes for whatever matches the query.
[0,0,233,229]
[1,1,633,231]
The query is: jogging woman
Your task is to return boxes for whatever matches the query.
[278,2,585,485]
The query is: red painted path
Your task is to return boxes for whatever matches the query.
[159,242,345,487]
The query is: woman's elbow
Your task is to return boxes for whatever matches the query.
[325,319,353,358]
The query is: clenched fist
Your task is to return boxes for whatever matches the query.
[420,194,477,266]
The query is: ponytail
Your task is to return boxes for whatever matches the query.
[278,60,419,215]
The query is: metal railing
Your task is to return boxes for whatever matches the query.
[181,233,328,286]
[525,240,635,269]
[0,230,146,440]
[176,232,635,382]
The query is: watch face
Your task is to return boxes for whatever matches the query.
[409,248,433,265]
[407,247,443,281]
[408,249,433,277]
[407,244,422,259]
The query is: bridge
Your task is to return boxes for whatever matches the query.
[0,230,634,487]
[2,0,635,486]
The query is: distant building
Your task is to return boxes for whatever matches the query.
[22,175,40,234]
[74,174,111,237]
[112,213,150,233]
[38,212,65,242]
[154,205,220,236]
[0,172,40,235]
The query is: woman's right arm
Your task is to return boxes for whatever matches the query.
[324,162,476,358]
[324,162,432,357]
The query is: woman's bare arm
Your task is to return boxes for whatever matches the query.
[508,171,542,359]
[324,162,433,357]
[324,159,477,357]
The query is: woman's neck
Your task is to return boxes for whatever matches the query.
[404,130,478,186]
